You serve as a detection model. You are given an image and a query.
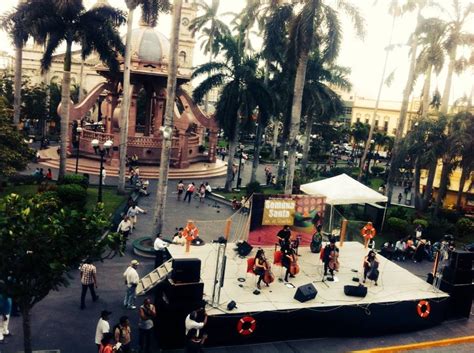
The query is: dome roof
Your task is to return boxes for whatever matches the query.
[128,25,170,63]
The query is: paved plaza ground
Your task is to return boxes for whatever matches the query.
[2,156,472,353]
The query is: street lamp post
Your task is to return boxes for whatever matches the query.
[91,138,113,203]
[236,143,244,189]
[365,139,375,184]
[75,127,83,174]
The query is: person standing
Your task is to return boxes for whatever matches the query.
[101,167,106,185]
[205,182,212,196]
[46,168,53,181]
[98,332,114,353]
[198,183,206,203]
[117,216,133,250]
[126,204,147,231]
[114,316,132,353]
[153,233,169,268]
[95,310,112,351]
[322,238,339,280]
[138,298,156,353]
[79,259,99,310]
[397,192,403,204]
[177,180,185,200]
[0,294,12,343]
[123,260,140,310]
[276,225,291,248]
[183,182,195,203]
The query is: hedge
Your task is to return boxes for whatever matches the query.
[386,217,409,234]
[56,184,88,209]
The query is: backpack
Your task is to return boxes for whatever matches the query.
[113,324,125,343]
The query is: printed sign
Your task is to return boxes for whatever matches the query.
[262,199,296,225]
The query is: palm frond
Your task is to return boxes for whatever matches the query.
[40,32,63,72]
[192,74,227,104]
[191,62,230,80]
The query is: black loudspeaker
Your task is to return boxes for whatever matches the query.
[172,258,201,283]
[236,241,253,257]
[439,281,473,318]
[450,250,473,271]
[164,280,204,304]
[294,283,318,303]
[344,285,368,298]
[442,266,473,285]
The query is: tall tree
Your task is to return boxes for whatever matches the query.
[118,0,171,193]
[284,0,365,194]
[1,0,30,126]
[455,111,474,211]
[153,0,182,235]
[439,0,473,114]
[192,33,273,191]
[23,0,125,179]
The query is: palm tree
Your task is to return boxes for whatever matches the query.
[351,122,370,165]
[192,33,273,192]
[299,56,351,173]
[23,0,125,180]
[1,1,30,126]
[118,0,171,194]
[189,0,230,114]
[154,0,182,235]
[455,112,474,211]
[439,0,473,114]
[284,0,365,194]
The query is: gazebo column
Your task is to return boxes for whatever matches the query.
[153,98,165,137]
[128,92,137,137]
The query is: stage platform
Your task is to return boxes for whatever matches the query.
[163,241,451,346]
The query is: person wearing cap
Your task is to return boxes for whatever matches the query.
[95,310,111,351]
[123,260,140,310]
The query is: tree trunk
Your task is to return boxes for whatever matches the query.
[203,34,213,114]
[78,58,85,102]
[455,166,469,212]
[225,122,239,192]
[414,157,422,210]
[421,159,436,211]
[118,8,135,194]
[285,51,309,194]
[421,65,432,118]
[434,158,451,216]
[21,305,32,353]
[154,0,182,234]
[13,44,23,125]
[59,40,73,179]
[440,48,456,115]
[301,114,313,174]
[271,117,279,160]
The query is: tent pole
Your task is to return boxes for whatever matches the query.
[381,202,388,232]
[329,204,334,235]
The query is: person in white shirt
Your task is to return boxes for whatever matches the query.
[172,228,186,246]
[205,182,212,196]
[154,233,169,268]
[101,167,106,185]
[117,216,133,238]
[123,260,140,309]
[185,308,207,335]
[126,204,146,231]
[95,310,111,351]
[395,239,406,261]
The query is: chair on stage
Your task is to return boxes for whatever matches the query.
[246,257,257,286]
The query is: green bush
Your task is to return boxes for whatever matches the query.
[246,181,262,196]
[388,206,408,220]
[8,175,40,185]
[370,166,384,176]
[56,184,88,209]
[456,218,473,238]
[413,219,429,228]
[426,216,456,241]
[57,173,89,189]
[386,217,409,234]
[260,145,272,159]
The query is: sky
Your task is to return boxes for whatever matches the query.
[0,0,472,104]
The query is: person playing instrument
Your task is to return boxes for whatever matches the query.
[322,238,339,279]
[277,225,291,248]
[253,249,269,289]
[363,250,379,285]
[282,247,296,282]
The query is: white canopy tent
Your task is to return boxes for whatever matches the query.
[300,173,388,232]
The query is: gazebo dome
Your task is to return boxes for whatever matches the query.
[128,25,170,63]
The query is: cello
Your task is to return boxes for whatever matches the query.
[263,259,275,284]
[289,252,300,276]
[328,249,340,272]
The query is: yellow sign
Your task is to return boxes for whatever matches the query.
[262,199,296,225]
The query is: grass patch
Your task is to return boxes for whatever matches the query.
[0,184,38,198]
[369,177,384,191]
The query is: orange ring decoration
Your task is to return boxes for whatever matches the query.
[183,220,199,241]
[417,300,431,318]
[237,316,256,336]
[361,222,376,239]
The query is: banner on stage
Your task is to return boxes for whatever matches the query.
[262,199,296,225]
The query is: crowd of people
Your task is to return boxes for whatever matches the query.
[380,226,435,263]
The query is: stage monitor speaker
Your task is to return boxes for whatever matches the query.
[344,285,368,298]
[294,283,318,303]
[236,241,253,257]
[172,258,201,283]
[442,266,473,285]
[164,280,204,303]
[450,250,473,271]
[439,281,473,319]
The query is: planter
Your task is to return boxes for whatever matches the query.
[133,236,155,258]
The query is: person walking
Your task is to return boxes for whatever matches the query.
[114,316,132,353]
[397,192,403,204]
[95,310,112,351]
[183,182,195,203]
[117,216,133,250]
[138,298,156,353]
[198,183,206,203]
[123,260,140,310]
[0,294,12,344]
[79,259,99,310]
[126,204,147,231]
[177,180,185,200]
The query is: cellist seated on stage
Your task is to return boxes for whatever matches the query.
[322,237,339,280]
[253,249,270,289]
[363,250,379,285]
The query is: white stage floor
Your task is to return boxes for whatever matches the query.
[167,242,449,316]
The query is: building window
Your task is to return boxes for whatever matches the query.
[179,51,187,66]
[356,117,360,123]
[343,107,352,115]
[383,121,388,132]
[365,119,369,124]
